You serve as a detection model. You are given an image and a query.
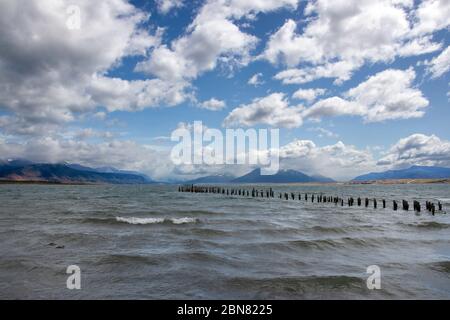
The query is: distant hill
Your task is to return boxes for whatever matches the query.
[353,166,450,181]
[0,161,154,184]
[231,168,335,184]
[186,174,235,184]
[0,159,34,167]
[310,174,336,183]
[67,163,153,182]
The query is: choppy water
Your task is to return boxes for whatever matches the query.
[0,184,449,299]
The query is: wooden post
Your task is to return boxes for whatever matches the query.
[402,200,409,211]
[393,200,398,211]
[414,201,421,212]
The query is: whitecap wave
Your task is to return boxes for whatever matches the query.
[116,217,165,225]
[171,217,197,224]
[115,216,198,225]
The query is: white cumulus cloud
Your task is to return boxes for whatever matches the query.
[303,68,429,122]
[425,46,450,79]
[198,98,226,111]
[156,0,183,14]
[263,0,444,84]
[248,73,264,86]
[378,134,450,168]
[279,139,376,180]
[0,0,176,133]
[292,88,326,103]
[223,93,304,128]
[136,0,299,82]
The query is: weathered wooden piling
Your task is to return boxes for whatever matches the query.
[402,200,409,211]
[181,184,441,217]
[413,200,420,212]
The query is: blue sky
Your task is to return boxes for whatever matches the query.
[0,0,449,181]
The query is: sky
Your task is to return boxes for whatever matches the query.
[0,0,449,181]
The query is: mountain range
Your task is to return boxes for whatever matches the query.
[186,168,335,184]
[1,159,450,184]
[352,165,450,181]
[0,159,154,184]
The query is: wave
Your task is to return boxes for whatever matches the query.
[399,221,450,229]
[239,235,443,252]
[116,216,198,225]
[93,250,236,267]
[94,254,163,266]
[224,275,365,298]
[427,261,450,273]
[311,225,347,234]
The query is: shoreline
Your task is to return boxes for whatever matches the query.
[1,179,450,186]
[0,180,90,185]
[347,178,450,185]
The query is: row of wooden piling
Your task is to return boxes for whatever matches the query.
[178,185,445,215]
